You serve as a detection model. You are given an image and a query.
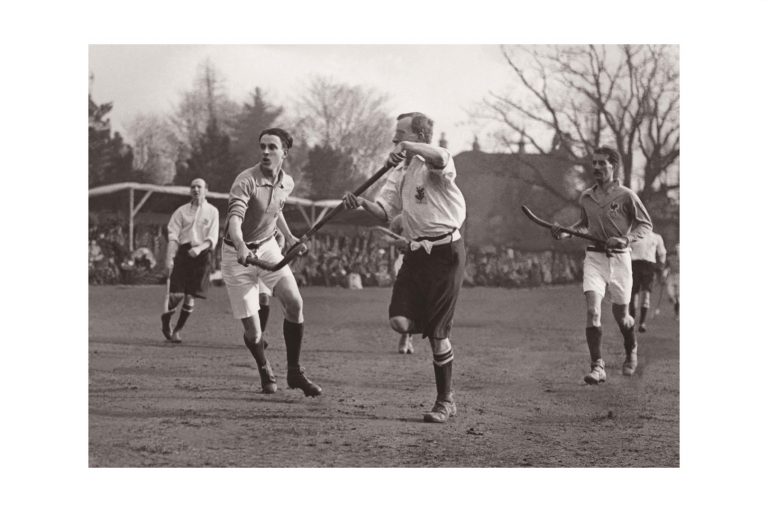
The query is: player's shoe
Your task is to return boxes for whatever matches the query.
[584,359,606,385]
[287,366,322,397]
[638,322,647,333]
[170,329,182,344]
[258,361,277,394]
[622,348,638,376]
[161,313,173,341]
[423,395,457,423]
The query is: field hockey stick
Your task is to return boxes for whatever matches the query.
[371,226,408,243]
[162,274,171,313]
[521,205,606,246]
[246,162,396,271]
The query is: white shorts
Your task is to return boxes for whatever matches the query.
[582,251,632,305]
[258,279,272,297]
[221,238,294,319]
[666,272,679,300]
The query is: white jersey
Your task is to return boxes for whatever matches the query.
[374,153,466,240]
[630,231,666,264]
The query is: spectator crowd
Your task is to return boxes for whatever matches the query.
[90,222,583,289]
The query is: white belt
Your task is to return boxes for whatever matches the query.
[409,231,461,254]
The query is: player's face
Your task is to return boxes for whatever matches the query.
[392,117,421,145]
[190,179,206,200]
[591,154,614,184]
[260,134,287,172]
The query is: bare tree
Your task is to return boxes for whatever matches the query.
[293,76,393,177]
[126,113,182,185]
[479,45,679,200]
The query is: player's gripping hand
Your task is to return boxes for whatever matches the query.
[606,236,629,250]
[550,223,570,240]
[387,143,407,167]
[236,244,253,266]
[342,192,360,210]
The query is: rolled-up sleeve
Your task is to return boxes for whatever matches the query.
[374,168,403,222]
[428,152,456,181]
[204,205,219,248]
[227,176,251,222]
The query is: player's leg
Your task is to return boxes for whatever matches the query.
[271,269,321,397]
[258,279,272,349]
[220,242,276,393]
[629,261,640,319]
[241,314,276,394]
[638,289,651,332]
[608,253,638,376]
[170,294,195,342]
[420,241,464,423]
[582,252,608,384]
[397,332,414,354]
[161,265,184,341]
[423,336,457,423]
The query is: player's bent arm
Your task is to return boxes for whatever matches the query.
[276,212,300,246]
[359,197,388,222]
[401,141,449,169]
[227,216,252,265]
[166,240,179,267]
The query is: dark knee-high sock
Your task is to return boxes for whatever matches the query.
[284,320,304,368]
[243,335,267,367]
[433,348,454,401]
[174,304,193,332]
[585,326,603,362]
[258,305,270,332]
[639,306,648,324]
[674,301,679,316]
[161,311,173,331]
[620,323,637,354]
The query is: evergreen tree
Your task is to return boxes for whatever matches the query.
[303,144,359,200]
[176,118,239,193]
[89,94,134,187]
[231,87,284,169]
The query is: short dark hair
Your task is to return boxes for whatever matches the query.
[594,146,620,169]
[397,112,434,144]
[259,127,293,150]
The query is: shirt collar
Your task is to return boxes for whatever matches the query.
[255,164,285,187]
[584,179,620,198]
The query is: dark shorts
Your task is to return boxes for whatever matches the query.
[631,260,656,293]
[170,243,212,298]
[389,239,466,339]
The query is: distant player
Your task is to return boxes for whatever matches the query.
[629,231,666,332]
[383,215,414,355]
[161,178,219,343]
[665,243,680,319]
[551,146,652,383]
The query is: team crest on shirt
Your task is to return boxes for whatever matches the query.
[415,186,426,203]
[609,202,620,214]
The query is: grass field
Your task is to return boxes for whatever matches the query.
[88,284,679,467]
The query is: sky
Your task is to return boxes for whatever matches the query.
[88,44,513,152]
